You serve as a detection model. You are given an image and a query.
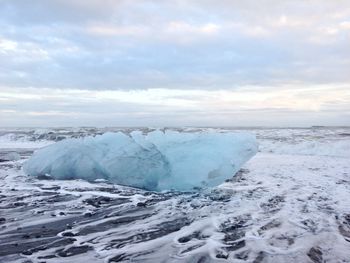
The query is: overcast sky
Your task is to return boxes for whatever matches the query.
[0,0,349,127]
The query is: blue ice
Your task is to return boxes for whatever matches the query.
[24,131,258,191]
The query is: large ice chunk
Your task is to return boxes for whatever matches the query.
[23,131,257,191]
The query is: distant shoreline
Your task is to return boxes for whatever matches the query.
[0,126,350,129]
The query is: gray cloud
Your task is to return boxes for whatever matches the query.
[0,0,350,90]
[0,1,349,126]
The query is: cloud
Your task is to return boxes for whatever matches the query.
[0,0,349,125]
[0,84,349,127]
[0,0,349,91]
[86,24,150,37]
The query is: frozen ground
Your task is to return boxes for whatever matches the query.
[0,127,350,263]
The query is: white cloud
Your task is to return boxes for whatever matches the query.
[340,21,350,29]
[166,22,220,34]
[1,1,350,126]
[0,38,50,62]
[87,24,150,37]
[0,38,18,52]
[1,85,349,126]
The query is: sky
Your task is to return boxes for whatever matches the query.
[0,0,349,127]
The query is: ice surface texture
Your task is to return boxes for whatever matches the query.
[23,131,257,191]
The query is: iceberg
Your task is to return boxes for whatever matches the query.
[23,131,258,191]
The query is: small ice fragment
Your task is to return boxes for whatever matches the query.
[0,152,20,162]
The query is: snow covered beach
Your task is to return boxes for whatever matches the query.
[1,127,350,262]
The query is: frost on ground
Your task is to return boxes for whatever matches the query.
[0,127,350,263]
[23,131,257,191]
